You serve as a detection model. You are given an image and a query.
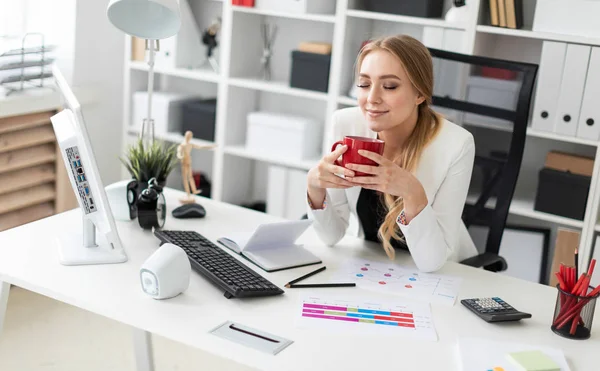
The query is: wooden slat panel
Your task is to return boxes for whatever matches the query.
[0,164,56,196]
[0,144,56,174]
[0,126,56,154]
[0,184,55,215]
[0,111,54,135]
[0,202,54,232]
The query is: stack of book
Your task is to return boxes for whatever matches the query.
[489,0,523,29]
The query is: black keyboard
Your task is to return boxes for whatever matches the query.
[153,230,284,299]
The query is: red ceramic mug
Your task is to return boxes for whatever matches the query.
[331,136,385,176]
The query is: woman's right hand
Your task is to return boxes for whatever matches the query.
[307,144,356,192]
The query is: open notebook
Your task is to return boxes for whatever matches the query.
[217,219,321,272]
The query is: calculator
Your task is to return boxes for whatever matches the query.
[461,297,532,323]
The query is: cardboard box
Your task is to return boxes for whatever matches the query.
[298,42,332,55]
[545,151,594,177]
[549,228,580,287]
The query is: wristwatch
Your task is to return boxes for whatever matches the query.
[137,178,166,230]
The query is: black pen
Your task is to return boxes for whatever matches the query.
[285,266,326,287]
[287,283,356,288]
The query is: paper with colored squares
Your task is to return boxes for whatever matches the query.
[297,294,437,341]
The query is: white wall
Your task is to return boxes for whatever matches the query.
[72,0,125,184]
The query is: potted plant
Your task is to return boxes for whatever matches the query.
[120,138,179,193]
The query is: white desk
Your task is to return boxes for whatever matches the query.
[0,188,597,370]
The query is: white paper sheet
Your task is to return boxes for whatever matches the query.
[297,293,438,342]
[333,258,462,305]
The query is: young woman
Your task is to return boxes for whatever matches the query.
[306,35,477,273]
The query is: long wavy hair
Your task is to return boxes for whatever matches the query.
[356,35,443,260]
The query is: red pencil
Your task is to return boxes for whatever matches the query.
[587,258,597,279]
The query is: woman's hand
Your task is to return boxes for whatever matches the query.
[345,150,428,222]
[306,145,356,209]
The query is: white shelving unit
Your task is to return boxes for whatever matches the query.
[121,0,600,269]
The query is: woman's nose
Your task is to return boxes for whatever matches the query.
[367,87,381,104]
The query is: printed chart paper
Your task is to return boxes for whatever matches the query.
[334,258,462,305]
[298,294,437,341]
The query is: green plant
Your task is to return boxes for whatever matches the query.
[120,138,178,183]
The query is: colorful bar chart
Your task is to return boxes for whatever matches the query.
[298,295,438,341]
[301,303,416,328]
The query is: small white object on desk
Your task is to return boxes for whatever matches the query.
[140,243,191,300]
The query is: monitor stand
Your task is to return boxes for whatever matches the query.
[57,218,127,266]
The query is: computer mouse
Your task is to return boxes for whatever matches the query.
[172,203,206,219]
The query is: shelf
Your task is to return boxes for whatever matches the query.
[526,128,598,146]
[223,145,317,171]
[0,164,55,196]
[346,9,466,30]
[0,144,56,174]
[0,183,55,215]
[0,202,54,232]
[228,77,329,101]
[0,125,56,154]
[232,5,336,23]
[462,120,598,146]
[129,61,221,83]
[476,25,600,47]
[337,96,358,106]
[467,193,584,228]
[0,111,53,135]
[127,128,215,148]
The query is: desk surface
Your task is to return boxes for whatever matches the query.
[0,188,596,370]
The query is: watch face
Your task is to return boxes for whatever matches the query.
[156,193,166,228]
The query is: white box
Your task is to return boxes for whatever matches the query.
[267,165,309,220]
[533,0,600,39]
[133,91,199,135]
[246,111,321,161]
[464,76,521,128]
[254,0,336,14]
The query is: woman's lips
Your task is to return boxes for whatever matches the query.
[367,110,388,118]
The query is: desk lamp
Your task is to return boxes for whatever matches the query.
[107,0,181,147]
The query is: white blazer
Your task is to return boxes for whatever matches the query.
[307,107,478,272]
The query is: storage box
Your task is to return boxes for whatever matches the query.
[254,0,335,14]
[534,168,591,220]
[545,151,594,177]
[364,0,444,18]
[181,98,217,141]
[464,76,520,128]
[533,0,600,39]
[246,111,321,161]
[290,51,331,93]
[133,91,198,135]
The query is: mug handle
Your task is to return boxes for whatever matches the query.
[330,140,345,166]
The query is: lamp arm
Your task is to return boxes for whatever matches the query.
[142,39,156,146]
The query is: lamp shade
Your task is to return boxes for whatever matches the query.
[107,0,181,40]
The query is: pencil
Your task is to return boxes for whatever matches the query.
[286,283,356,288]
[286,266,326,286]
[575,248,579,279]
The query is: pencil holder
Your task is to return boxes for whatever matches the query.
[551,284,599,340]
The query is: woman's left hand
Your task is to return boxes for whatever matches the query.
[345,150,428,222]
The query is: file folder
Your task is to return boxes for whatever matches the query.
[554,44,591,137]
[577,47,600,141]
[531,42,567,132]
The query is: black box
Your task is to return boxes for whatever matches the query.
[181,98,217,142]
[290,51,331,93]
[534,168,591,220]
[364,0,444,18]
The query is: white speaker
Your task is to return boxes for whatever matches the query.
[140,243,191,299]
[105,180,138,221]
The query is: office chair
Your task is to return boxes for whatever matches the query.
[428,48,538,272]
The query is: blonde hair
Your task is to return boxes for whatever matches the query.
[356,35,442,260]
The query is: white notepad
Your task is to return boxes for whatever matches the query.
[217,219,321,272]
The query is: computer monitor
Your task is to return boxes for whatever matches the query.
[50,64,127,265]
